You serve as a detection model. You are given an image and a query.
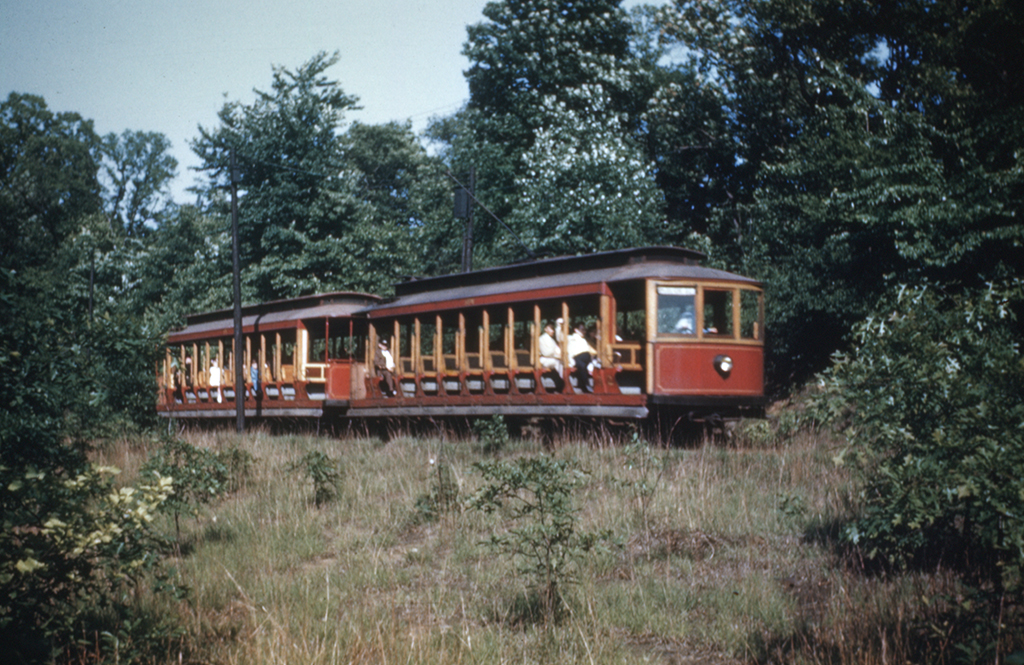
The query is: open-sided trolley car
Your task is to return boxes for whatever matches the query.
[156,247,765,426]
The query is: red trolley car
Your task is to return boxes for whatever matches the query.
[156,247,765,426]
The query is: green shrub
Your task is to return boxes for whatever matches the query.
[815,281,1024,588]
[731,404,816,448]
[141,437,231,539]
[473,414,509,454]
[412,460,460,524]
[731,418,778,448]
[217,445,256,492]
[617,429,664,529]
[777,490,808,528]
[469,455,611,623]
[0,464,174,662]
[288,450,343,507]
[775,406,812,439]
[0,275,181,662]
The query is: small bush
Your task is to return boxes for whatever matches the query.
[617,429,664,529]
[0,464,174,662]
[777,490,807,528]
[412,460,460,523]
[469,454,611,623]
[288,450,343,507]
[217,445,256,492]
[731,405,815,448]
[816,281,1024,586]
[473,415,509,454]
[731,418,777,448]
[141,437,231,539]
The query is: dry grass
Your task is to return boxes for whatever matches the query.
[93,424,999,664]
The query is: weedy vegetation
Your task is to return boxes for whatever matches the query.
[61,415,1022,665]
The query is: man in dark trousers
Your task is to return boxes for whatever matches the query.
[373,339,396,397]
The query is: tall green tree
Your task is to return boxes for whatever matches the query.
[431,0,663,265]
[345,121,440,228]
[0,92,189,439]
[632,3,739,253]
[656,0,1024,387]
[0,93,102,277]
[507,90,665,257]
[135,205,233,332]
[340,121,456,287]
[191,52,362,301]
[191,52,450,299]
[99,129,178,237]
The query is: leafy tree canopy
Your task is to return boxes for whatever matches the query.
[191,51,361,301]
[655,0,1024,387]
[191,52,453,301]
[99,129,178,237]
[433,0,664,266]
[0,93,102,277]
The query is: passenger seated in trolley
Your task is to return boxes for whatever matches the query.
[586,325,602,374]
[674,310,717,335]
[171,360,184,401]
[567,323,598,394]
[249,362,261,398]
[674,310,695,334]
[209,359,223,404]
[538,322,565,392]
[374,339,396,397]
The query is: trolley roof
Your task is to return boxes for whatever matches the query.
[165,248,763,337]
[367,246,761,317]
[168,292,381,341]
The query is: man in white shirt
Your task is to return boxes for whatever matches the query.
[538,323,564,392]
[373,339,396,396]
[567,324,597,393]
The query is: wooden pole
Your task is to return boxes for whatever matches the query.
[231,149,245,432]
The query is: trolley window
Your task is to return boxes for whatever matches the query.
[657,286,696,336]
[306,321,327,363]
[740,289,763,340]
[702,289,733,337]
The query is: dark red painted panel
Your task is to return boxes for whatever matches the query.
[654,344,763,395]
[327,363,351,400]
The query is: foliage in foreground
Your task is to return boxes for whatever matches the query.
[33,427,1021,664]
[141,437,232,539]
[0,273,183,663]
[817,281,1024,590]
[287,450,344,507]
[469,455,612,623]
[0,464,174,663]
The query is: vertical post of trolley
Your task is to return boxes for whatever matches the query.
[231,148,245,432]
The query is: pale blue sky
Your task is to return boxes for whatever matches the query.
[2,0,653,203]
[1,0,492,201]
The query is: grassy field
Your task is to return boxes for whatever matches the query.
[92,422,982,664]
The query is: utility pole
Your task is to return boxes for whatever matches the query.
[88,250,95,325]
[448,167,536,266]
[455,167,475,272]
[231,149,245,433]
